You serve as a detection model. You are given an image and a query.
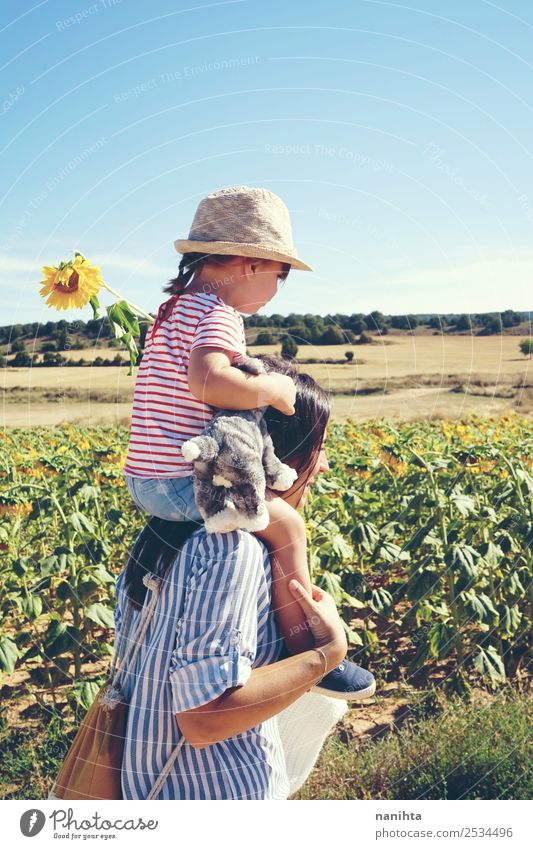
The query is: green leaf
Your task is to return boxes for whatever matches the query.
[39,554,62,576]
[499,604,522,638]
[461,591,500,627]
[12,557,30,577]
[481,541,504,568]
[321,571,345,606]
[91,565,116,585]
[0,635,19,673]
[68,511,95,534]
[403,519,437,552]
[505,571,525,596]
[377,541,410,563]
[44,621,81,657]
[428,622,455,659]
[106,300,140,374]
[407,637,430,673]
[417,602,434,622]
[369,587,394,614]
[407,567,442,603]
[342,621,363,647]
[76,484,100,502]
[352,522,379,554]
[20,642,41,662]
[516,467,533,493]
[72,679,102,710]
[56,580,76,603]
[379,521,403,540]
[473,645,506,685]
[480,505,498,522]
[96,642,115,657]
[450,490,476,516]
[446,544,480,581]
[338,577,365,609]
[21,594,43,621]
[107,299,140,338]
[77,577,101,602]
[89,294,102,320]
[331,534,353,561]
[85,603,115,629]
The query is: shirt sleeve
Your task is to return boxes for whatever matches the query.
[190,305,246,362]
[169,531,267,713]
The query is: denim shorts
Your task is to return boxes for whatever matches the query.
[124,474,203,524]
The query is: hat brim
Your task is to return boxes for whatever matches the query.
[173,239,313,272]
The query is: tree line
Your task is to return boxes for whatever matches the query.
[1,309,529,347]
[0,310,530,368]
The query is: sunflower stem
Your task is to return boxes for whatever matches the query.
[100,282,154,323]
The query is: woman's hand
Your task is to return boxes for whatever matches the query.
[288,580,348,671]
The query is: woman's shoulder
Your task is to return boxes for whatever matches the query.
[186,529,271,599]
[189,527,269,564]
[180,529,269,588]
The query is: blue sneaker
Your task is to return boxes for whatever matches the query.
[312,659,376,700]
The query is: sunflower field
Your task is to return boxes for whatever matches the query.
[0,414,531,721]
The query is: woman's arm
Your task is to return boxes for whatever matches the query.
[176,582,346,748]
[177,648,333,747]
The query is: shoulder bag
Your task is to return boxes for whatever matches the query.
[48,572,184,800]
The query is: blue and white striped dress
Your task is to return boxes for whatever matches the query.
[113,528,290,800]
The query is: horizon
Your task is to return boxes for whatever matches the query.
[2,1,533,323]
[2,307,533,329]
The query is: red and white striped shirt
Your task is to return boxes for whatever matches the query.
[123,291,247,478]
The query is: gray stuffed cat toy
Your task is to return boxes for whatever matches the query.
[181,355,297,533]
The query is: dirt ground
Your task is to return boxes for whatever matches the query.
[2,336,531,426]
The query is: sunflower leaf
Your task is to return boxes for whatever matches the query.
[89,295,102,320]
[0,636,19,673]
[473,645,506,685]
[106,301,140,374]
[72,680,102,711]
[85,603,115,629]
[107,300,140,338]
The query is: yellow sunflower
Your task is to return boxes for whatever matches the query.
[39,253,102,311]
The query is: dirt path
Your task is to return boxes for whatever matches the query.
[1,402,133,428]
[331,387,524,420]
[2,389,528,427]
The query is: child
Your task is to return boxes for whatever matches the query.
[123,186,375,700]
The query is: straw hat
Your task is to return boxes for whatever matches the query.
[174,185,314,272]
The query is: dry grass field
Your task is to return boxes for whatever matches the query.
[2,336,531,427]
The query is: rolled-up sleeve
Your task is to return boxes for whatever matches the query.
[169,532,266,713]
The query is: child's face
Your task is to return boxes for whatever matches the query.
[232,259,289,314]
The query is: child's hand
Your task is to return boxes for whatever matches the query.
[262,373,296,415]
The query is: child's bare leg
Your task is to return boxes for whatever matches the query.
[254,494,314,654]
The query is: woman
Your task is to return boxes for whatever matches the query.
[113,356,363,799]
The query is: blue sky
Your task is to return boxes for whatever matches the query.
[1,0,533,324]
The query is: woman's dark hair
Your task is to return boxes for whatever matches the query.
[258,354,330,474]
[123,363,331,610]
